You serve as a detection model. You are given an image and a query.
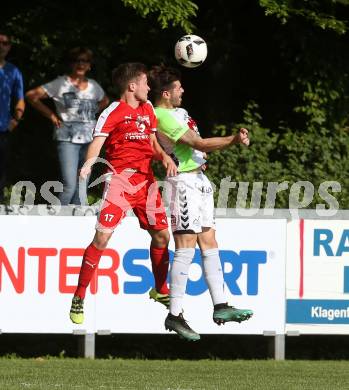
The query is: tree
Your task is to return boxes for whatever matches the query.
[121,0,198,32]
[3,0,349,209]
[259,0,348,34]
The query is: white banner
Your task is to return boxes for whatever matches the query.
[286,219,349,334]
[0,216,286,334]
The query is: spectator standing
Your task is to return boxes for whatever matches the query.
[0,31,25,203]
[26,47,109,205]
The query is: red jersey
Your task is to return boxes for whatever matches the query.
[93,100,157,173]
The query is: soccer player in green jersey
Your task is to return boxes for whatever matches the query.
[148,65,253,341]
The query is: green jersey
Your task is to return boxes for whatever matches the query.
[155,107,206,172]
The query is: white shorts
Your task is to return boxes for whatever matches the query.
[165,171,215,233]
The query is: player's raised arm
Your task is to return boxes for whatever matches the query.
[178,127,250,152]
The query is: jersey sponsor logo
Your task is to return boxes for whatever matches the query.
[122,114,150,133]
[123,114,151,140]
[125,133,149,140]
[136,115,150,133]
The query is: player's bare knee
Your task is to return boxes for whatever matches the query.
[174,232,197,248]
[198,240,218,251]
[197,230,218,251]
[93,231,112,250]
[149,229,169,246]
[151,229,170,247]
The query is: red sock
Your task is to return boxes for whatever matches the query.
[150,246,169,294]
[74,243,104,299]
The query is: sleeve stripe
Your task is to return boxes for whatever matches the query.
[93,101,120,136]
[146,100,156,114]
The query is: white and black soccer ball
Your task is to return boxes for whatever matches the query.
[174,35,207,68]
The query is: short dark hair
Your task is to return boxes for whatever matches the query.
[148,65,181,102]
[66,47,93,64]
[111,62,148,96]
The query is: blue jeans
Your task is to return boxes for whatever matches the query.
[56,141,89,205]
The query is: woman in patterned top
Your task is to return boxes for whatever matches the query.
[26,47,109,205]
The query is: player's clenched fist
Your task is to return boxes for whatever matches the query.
[237,127,250,146]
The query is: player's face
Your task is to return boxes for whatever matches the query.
[134,73,150,103]
[0,34,11,58]
[169,80,184,108]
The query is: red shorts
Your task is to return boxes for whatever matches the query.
[96,170,168,232]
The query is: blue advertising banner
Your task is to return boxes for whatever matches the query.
[287,299,349,324]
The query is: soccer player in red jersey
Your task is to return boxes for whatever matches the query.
[69,63,177,324]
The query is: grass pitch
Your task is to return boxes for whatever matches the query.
[0,358,349,389]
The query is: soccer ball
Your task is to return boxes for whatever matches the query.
[174,35,207,68]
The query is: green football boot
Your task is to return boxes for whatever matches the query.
[69,296,84,324]
[213,303,253,325]
[149,288,170,308]
[165,313,201,341]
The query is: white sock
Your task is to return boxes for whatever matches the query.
[169,248,195,316]
[202,248,226,305]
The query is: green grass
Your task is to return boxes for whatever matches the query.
[1,358,349,390]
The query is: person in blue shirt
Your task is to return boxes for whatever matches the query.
[0,31,25,203]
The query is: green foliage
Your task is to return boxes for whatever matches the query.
[3,1,195,88]
[243,0,349,210]
[259,0,348,33]
[277,125,349,209]
[207,102,286,209]
[2,0,349,212]
[206,101,349,210]
[121,0,198,32]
